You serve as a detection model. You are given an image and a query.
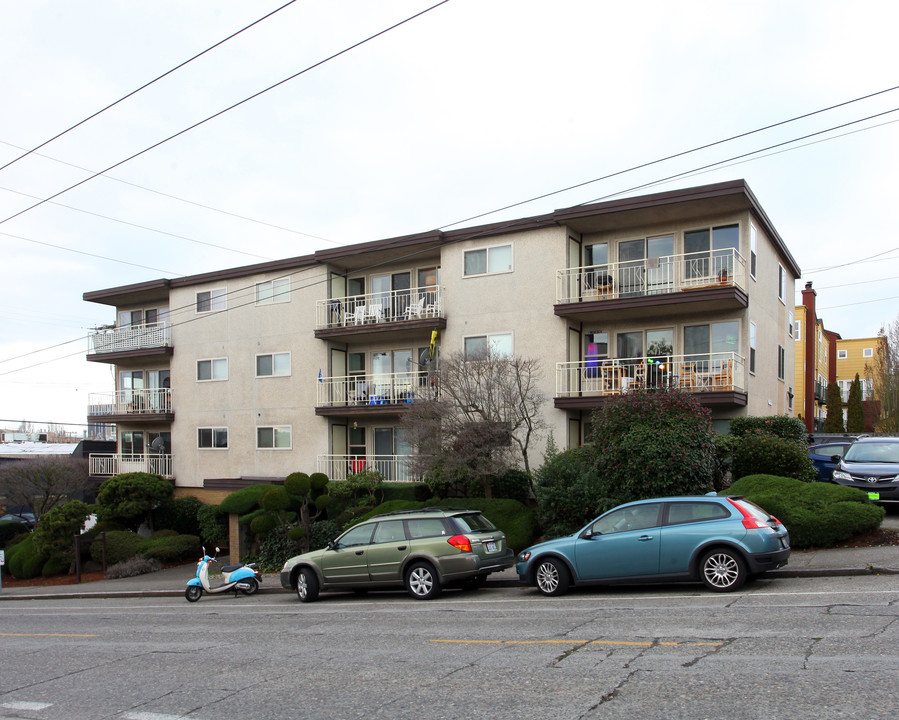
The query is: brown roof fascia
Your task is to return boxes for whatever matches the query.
[83,278,171,306]
[169,253,318,288]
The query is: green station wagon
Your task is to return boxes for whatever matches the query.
[280,507,515,601]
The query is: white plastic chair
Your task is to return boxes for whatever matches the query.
[404,296,425,320]
[353,306,367,325]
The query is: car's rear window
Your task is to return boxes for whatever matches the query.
[451,513,497,533]
[731,498,773,522]
[843,441,899,463]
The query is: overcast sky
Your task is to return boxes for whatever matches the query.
[1,0,898,432]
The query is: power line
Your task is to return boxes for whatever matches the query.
[0,0,299,174]
[0,0,453,230]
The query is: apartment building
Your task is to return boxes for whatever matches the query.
[83,179,800,501]
[793,281,840,432]
[836,335,884,429]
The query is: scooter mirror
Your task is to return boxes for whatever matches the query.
[214,547,220,553]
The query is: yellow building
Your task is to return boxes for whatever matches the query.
[794,282,838,432]
[836,336,883,428]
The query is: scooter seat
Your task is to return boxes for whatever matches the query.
[221,565,245,573]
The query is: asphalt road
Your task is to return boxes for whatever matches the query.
[1,574,898,720]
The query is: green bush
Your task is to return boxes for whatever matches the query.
[143,534,201,563]
[308,519,342,550]
[31,500,91,563]
[151,496,203,536]
[95,472,173,531]
[534,445,606,537]
[93,530,147,564]
[218,484,272,515]
[0,520,28,549]
[197,504,229,546]
[726,474,885,548]
[6,534,48,580]
[250,531,302,572]
[41,555,71,577]
[732,432,816,481]
[729,415,807,442]
[380,483,431,503]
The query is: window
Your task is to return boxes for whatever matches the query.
[196,289,226,313]
[749,223,758,279]
[198,427,228,449]
[256,277,290,304]
[197,358,228,381]
[749,322,757,374]
[256,352,290,377]
[777,345,786,380]
[464,333,512,358]
[684,321,739,371]
[407,518,449,539]
[838,349,848,359]
[795,320,801,341]
[684,225,738,280]
[591,503,662,535]
[336,524,374,548]
[863,347,874,358]
[778,265,786,303]
[463,244,512,276]
[372,520,407,544]
[666,501,729,525]
[788,312,793,338]
[257,426,291,449]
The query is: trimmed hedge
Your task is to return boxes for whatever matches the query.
[726,474,885,548]
[92,530,146,565]
[143,534,201,563]
[5,534,48,580]
[0,520,28,549]
[732,432,816,481]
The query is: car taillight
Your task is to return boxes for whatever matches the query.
[727,497,770,530]
[447,535,472,552]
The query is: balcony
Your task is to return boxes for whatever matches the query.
[87,389,173,423]
[555,250,747,321]
[87,322,172,362]
[89,453,173,479]
[555,352,746,409]
[314,286,446,341]
[315,370,424,416]
[317,454,419,483]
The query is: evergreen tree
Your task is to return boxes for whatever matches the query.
[824,382,845,432]
[847,373,866,432]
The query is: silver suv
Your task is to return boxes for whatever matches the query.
[280,507,514,601]
[831,436,899,503]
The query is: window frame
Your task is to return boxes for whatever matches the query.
[863,347,874,358]
[777,344,786,381]
[749,321,757,375]
[197,427,228,449]
[777,265,786,303]
[255,276,290,305]
[257,425,292,450]
[197,357,228,382]
[463,243,513,277]
[196,288,227,313]
[838,349,848,360]
[463,332,513,359]
[256,352,291,378]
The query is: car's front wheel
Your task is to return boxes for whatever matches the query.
[534,557,570,596]
[296,567,320,603]
[700,548,747,592]
[405,561,442,600]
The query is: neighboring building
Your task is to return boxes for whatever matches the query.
[82,179,800,503]
[793,281,840,432]
[836,335,884,430]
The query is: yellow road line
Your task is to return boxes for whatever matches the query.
[431,639,721,647]
[0,633,98,637]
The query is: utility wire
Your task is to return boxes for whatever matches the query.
[0,0,453,229]
[0,0,299,174]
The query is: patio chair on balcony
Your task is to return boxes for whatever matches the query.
[711,360,733,391]
[680,363,697,391]
[367,305,384,323]
[353,306,367,325]
[404,296,425,320]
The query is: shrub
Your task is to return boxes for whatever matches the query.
[143,534,202,563]
[534,445,605,537]
[41,556,71,577]
[712,433,741,491]
[95,472,173,531]
[6,534,48,580]
[466,469,532,504]
[218,484,272,515]
[727,474,885,548]
[0,520,28,549]
[197,504,229,546]
[380,483,431,503]
[106,555,162,579]
[31,500,92,564]
[152,496,203,536]
[308,519,342,550]
[729,415,807,442]
[250,531,302,572]
[732,432,816,481]
[93,530,147,564]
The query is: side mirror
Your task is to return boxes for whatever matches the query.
[830,455,842,462]
[327,540,337,551]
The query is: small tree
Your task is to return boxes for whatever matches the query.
[95,473,173,532]
[847,374,866,433]
[824,382,845,433]
[284,472,332,553]
[31,499,92,569]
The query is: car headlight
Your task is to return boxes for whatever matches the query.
[832,470,851,481]
[518,551,531,562]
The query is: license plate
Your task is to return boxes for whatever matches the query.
[868,492,880,500]
[486,541,497,553]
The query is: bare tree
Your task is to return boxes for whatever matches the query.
[403,347,547,495]
[0,456,93,520]
[871,320,899,432]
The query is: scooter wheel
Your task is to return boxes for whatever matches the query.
[185,586,202,602]
[240,578,259,596]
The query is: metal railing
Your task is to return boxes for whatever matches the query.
[89,453,173,478]
[315,285,443,329]
[87,388,173,416]
[317,370,426,407]
[88,322,171,354]
[555,352,743,397]
[556,249,746,304]
[317,454,419,483]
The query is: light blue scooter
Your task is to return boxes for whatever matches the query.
[185,547,261,602]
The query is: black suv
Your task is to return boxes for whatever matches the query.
[831,436,899,503]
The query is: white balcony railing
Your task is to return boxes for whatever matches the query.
[88,322,171,354]
[87,388,173,416]
[315,286,443,330]
[317,454,419,483]
[555,352,743,398]
[89,453,173,479]
[317,370,425,407]
[556,250,746,304]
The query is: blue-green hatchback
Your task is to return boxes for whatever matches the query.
[517,495,790,596]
